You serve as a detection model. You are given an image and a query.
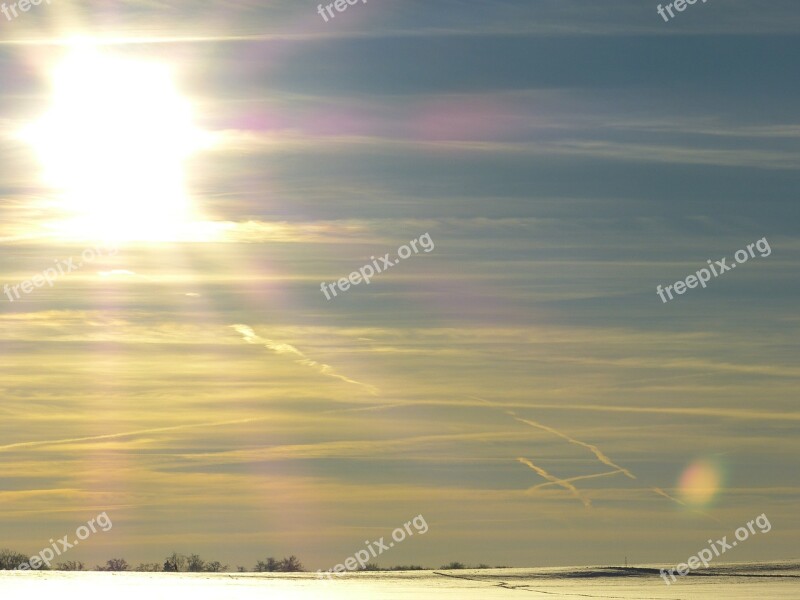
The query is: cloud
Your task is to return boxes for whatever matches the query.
[173,431,530,463]
[0,418,264,453]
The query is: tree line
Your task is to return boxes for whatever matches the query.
[0,549,500,572]
[0,549,297,573]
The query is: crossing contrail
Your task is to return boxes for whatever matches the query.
[527,469,626,492]
[517,457,592,508]
[511,415,636,480]
[471,396,635,479]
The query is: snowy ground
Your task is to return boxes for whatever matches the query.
[1,564,798,599]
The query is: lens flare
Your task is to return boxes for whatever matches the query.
[678,458,725,507]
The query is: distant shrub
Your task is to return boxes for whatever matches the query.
[55,561,85,571]
[254,556,304,572]
[0,549,29,570]
[204,561,227,573]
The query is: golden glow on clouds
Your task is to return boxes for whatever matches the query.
[0,306,797,562]
[21,42,210,242]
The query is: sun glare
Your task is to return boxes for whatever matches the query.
[23,44,208,242]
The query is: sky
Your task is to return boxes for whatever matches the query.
[0,0,799,571]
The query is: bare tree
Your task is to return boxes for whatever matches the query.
[254,556,303,572]
[254,557,280,572]
[163,552,187,572]
[204,561,227,572]
[98,558,129,572]
[187,554,205,572]
[279,556,303,572]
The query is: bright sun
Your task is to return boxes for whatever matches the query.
[23,43,207,242]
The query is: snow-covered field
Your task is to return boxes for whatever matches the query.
[1,563,798,599]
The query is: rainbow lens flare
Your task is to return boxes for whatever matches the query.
[678,458,726,508]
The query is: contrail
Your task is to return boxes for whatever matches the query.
[231,324,379,395]
[527,469,625,492]
[517,457,592,508]
[0,417,265,452]
[651,486,686,506]
[471,396,635,480]
[512,415,636,480]
[478,395,657,511]
[650,487,723,523]
[475,396,722,520]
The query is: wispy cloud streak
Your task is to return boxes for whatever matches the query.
[0,418,264,452]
